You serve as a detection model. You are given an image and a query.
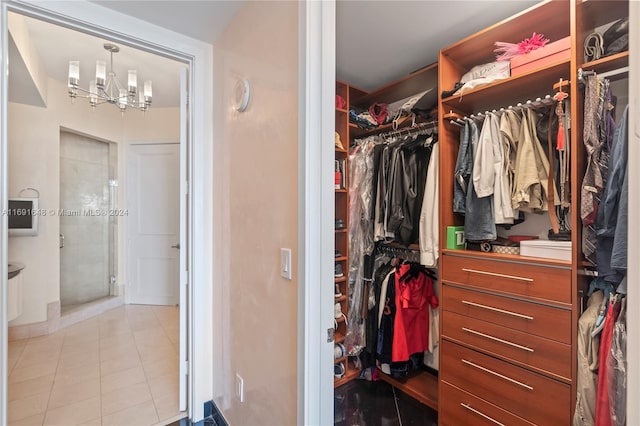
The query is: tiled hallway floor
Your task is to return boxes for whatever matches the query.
[335,379,438,426]
[8,305,184,426]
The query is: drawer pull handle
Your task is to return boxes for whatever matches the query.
[462,327,535,353]
[461,300,534,320]
[460,403,505,426]
[461,268,534,282]
[461,359,534,391]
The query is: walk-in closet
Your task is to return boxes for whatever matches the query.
[333,1,630,424]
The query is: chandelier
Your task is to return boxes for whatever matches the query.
[67,43,152,113]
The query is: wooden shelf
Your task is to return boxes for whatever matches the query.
[580,51,629,76]
[335,276,346,283]
[336,107,349,114]
[441,60,571,114]
[377,369,439,411]
[335,188,347,193]
[442,1,569,69]
[335,228,348,234]
[351,62,438,107]
[334,367,361,387]
[335,295,347,303]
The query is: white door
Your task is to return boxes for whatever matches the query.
[127,143,180,305]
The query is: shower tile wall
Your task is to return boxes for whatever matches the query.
[60,132,112,307]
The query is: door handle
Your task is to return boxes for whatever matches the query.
[60,234,65,249]
[171,243,180,249]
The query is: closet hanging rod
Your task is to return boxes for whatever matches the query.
[446,95,555,127]
[578,66,629,83]
[378,119,438,139]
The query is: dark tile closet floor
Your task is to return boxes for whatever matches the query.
[335,379,438,426]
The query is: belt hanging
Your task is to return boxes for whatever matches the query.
[549,79,571,239]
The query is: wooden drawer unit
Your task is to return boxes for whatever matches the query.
[442,310,571,380]
[442,285,572,344]
[441,340,571,425]
[440,381,535,426]
[441,253,571,305]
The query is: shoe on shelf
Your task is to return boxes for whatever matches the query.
[334,302,348,325]
[334,262,344,278]
[334,361,345,378]
[335,219,346,229]
[335,284,342,298]
[334,343,345,360]
[335,249,342,258]
[335,132,345,150]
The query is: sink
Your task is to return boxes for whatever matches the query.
[8,262,25,279]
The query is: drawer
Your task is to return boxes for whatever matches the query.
[440,381,535,426]
[442,285,572,344]
[442,310,571,379]
[441,340,571,425]
[441,253,571,305]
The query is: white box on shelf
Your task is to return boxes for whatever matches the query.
[520,240,572,261]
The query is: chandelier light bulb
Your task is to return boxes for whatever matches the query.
[128,70,137,95]
[89,80,98,107]
[144,80,153,104]
[68,61,80,87]
[96,60,106,88]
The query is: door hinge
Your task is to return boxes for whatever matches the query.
[327,328,335,343]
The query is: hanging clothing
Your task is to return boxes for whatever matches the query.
[420,142,439,267]
[499,109,522,217]
[473,112,514,224]
[391,263,438,362]
[464,119,496,241]
[512,108,555,213]
[594,298,621,426]
[453,121,472,214]
[596,106,628,284]
[581,76,613,264]
[573,290,605,426]
[607,297,626,426]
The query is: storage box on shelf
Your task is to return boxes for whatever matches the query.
[510,36,571,76]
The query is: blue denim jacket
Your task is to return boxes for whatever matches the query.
[464,120,496,241]
[596,105,628,284]
[453,121,472,214]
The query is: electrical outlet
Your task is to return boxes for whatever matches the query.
[235,373,244,403]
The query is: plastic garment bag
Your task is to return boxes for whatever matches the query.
[345,139,376,355]
[607,297,626,426]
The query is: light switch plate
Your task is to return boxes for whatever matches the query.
[280,248,292,280]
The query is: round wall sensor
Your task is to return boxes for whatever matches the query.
[234,78,251,112]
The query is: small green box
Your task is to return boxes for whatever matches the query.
[446,226,465,249]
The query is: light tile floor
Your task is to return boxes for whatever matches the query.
[8,305,183,426]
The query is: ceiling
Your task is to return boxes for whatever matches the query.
[336,0,541,91]
[9,1,543,108]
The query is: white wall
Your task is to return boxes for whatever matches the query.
[211,1,299,424]
[8,76,178,326]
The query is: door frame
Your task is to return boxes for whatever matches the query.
[297,1,336,425]
[0,0,214,422]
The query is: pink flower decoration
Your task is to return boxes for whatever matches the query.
[518,33,550,54]
[494,32,550,61]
